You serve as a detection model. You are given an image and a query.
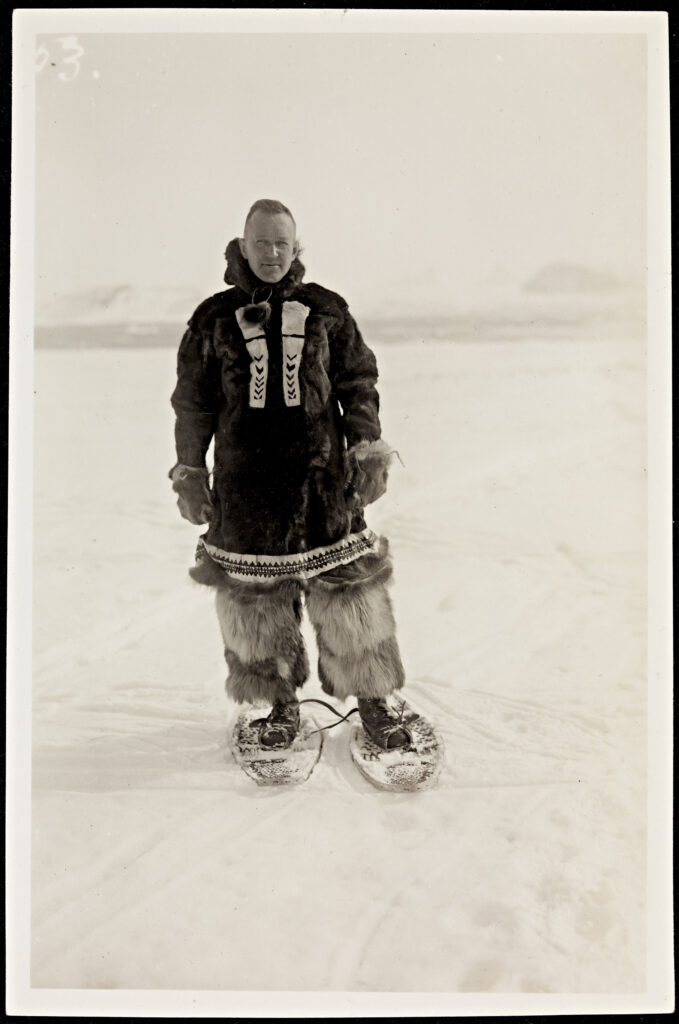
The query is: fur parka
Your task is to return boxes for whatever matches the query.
[170,240,391,581]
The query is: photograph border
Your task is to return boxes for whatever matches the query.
[7,8,673,1018]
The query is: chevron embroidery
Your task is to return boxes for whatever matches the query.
[236,307,269,408]
[281,301,309,407]
[235,301,309,409]
[245,337,268,408]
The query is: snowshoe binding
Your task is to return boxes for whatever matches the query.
[350,696,444,792]
[357,696,413,750]
[257,698,301,750]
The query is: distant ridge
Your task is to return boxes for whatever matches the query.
[34,262,645,342]
[523,262,625,294]
[34,322,185,349]
[34,308,646,350]
[35,284,205,327]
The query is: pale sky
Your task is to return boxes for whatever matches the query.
[34,28,647,315]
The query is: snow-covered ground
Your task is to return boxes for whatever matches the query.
[30,330,648,995]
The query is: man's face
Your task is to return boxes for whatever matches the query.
[239,211,298,284]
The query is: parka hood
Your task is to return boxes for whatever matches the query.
[223,237,306,302]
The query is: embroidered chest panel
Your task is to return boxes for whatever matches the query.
[235,301,310,409]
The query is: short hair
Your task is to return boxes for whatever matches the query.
[244,198,296,231]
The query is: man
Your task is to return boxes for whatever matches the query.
[170,199,414,750]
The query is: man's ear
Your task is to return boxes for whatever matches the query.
[238,237,248,259]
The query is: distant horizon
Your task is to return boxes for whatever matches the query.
[34,293,646,349]
[35,257,646,328]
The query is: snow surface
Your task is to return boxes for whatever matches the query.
[31,330,647,993]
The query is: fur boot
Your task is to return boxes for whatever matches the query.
[305,544,405,701]
[215,576,308,705]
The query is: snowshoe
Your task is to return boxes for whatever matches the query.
[231,704,322,787]
[350,697,444,792]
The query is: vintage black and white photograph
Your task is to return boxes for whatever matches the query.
[7,8,673,1018]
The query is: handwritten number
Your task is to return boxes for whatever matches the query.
[35,36,85,81]
[35,44,49,74]
[56,36,83,81]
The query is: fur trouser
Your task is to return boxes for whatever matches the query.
[215,576,309,706]
[304,541,405,701]
[214,540,405,704]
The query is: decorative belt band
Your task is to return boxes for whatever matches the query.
[195,528,381,581]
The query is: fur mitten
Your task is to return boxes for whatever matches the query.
[169,464,213,525]
[345,439,397,508]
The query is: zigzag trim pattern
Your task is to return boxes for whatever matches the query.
[196,529,381,581]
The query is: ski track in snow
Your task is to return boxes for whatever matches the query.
[29,337,647,993]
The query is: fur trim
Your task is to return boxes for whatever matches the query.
[212,570,300,600]
[189,558,226,587]
[169,463,206,481]
[347,438,398,469]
